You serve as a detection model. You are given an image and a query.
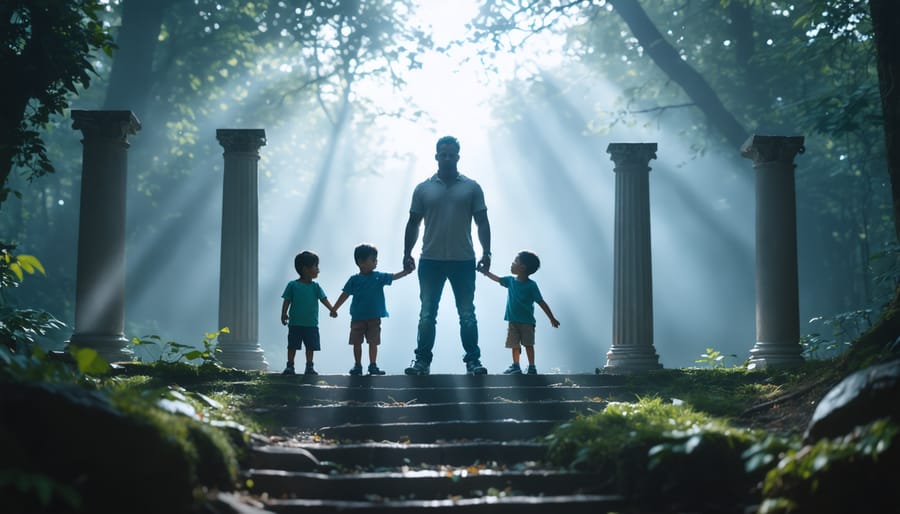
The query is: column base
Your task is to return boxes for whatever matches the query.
[218,341,269,371]
[746,341,804,370]
[603,344,663,374]
[67,333,131,364]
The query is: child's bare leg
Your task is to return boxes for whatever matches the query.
[511,346,521,365]
[524,346,535,366]
[352,343,362,365]
[287,348,297,364]
[368,343,378,365]
[305,348,314,364]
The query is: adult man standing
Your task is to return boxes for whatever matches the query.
[403,136,491,375]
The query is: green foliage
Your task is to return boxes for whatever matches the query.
[0,243,65,353]
[759,418,900,514]
[1,0,115,203]
[545,397,765,510]
[130,327,229,366]
[695,347,739,369]
[803,308,875,359]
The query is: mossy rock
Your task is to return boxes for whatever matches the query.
[0,381,238,513]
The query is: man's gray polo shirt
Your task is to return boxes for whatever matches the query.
[410,173,487,261]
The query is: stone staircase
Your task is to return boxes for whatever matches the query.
[229,373,632,513]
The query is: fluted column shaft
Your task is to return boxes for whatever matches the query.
[68,110,141,363]
[741,135,805,370]
[605,143,662,373]
[216,129,268,370]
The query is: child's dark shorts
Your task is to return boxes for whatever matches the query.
[287,325,321,351]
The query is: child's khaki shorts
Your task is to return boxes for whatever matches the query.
[348,318,381,345]
[505,322,536,348]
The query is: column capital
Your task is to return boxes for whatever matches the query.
[71,110,141,142]
[740,135,805,164]
[606,143,658,171]
[216,129,267,153]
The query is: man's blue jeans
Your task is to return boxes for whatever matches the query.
[415,259,480,365]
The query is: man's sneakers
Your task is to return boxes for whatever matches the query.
[466,360,488,375]
[282,362,295,375]
[349,363,363,376]
[368,363,386,376]
[404,360,430,376]
[503,363,522,375]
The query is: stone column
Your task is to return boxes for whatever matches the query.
[604,143,663,373]
[741,135,806,370]
[215,129,268,370]
[68,110,141,363]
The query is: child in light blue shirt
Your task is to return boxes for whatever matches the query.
[479,250,559,375]
[331,244,412,375]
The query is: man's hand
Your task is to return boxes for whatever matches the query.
[403,255,416,272]
[476,254,491,273]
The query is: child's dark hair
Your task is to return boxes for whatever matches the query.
[354,244,377,265]
[517,250,540,275]
[294,250,319,276]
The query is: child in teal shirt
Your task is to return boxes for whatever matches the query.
[280,250,337,375]
[479,250,560,375]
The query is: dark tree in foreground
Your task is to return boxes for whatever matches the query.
[853,0,900,361]
[0,1,113,207]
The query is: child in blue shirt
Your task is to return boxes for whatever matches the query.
[331,244,412,375]
[280,250,337,375]
[479,250,560,375]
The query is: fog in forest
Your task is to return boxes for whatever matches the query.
[4,0,894,373]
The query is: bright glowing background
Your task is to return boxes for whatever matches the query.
[124,0,763,373]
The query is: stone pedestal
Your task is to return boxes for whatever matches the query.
[68,110,141,363]
[216,129,268,370]
[604,143,663,373]
[741,135,806,370]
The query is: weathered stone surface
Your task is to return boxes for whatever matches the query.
[805,358,900,442]
[0,382,235,513]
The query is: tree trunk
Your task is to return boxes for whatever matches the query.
[609,0,750,149]
[844,0,900,363]
[102,0,172,115]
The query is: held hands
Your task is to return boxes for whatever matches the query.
[329,309,338,318]
[476,254,491,273]
[403,255,416,272]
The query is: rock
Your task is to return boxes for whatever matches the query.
[805,358,900,442]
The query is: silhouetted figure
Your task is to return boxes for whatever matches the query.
[479,251,560,375]
[403,136,492,375]
[331,244,412,376]
[280,251,337,375]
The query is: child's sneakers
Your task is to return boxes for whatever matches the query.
[503,363,523,375]
[349,364,363,376]
[526,364,538,375]
[282,362,296,375]
[304,362,318,375]
[368,363,386,376]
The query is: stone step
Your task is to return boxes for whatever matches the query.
[257,400,604,429]
[244,384,627,405]
[261,494,625,513]
[317,419,561,443]
[250,441,547,470]
[260,373,624,389]
[245,469,610,500]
